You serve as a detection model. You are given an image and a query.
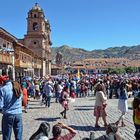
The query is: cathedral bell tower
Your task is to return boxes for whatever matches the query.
[24,3,52,77]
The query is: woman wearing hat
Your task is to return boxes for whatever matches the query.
[94,83,107,128]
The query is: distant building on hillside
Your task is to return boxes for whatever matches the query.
[70,58,140,74]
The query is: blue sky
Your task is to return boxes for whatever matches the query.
[0,0,140,50]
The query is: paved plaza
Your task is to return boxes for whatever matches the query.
[0,96,135,140]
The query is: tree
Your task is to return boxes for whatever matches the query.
[125,66,138,73]
[108,68,125,74]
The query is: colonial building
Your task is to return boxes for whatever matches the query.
[0,27,16,80]
[0,3,52,79]
[51,52,63,75]
[14,42,42,80]
[23,3,52,77]
[51,64,62,75]
[71,58,140,74]
[0,27,43,80]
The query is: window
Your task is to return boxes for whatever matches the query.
[34,42,37,45]
[33,22,39,31]
[34,14,37,18]
[15,53,19,59]
[3,44,6,48]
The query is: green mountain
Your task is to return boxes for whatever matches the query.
[51,45,140,64]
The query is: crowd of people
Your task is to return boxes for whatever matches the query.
[0,70,140,140]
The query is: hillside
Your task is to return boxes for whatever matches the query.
[51,45,140,64]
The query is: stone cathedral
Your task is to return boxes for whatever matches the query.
[23,3,52,77]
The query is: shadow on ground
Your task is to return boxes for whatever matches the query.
[29,107,45,109]
[74,108,93,111]
[69,125,106,132]
[73,105,95,108]
[35,117,60,122]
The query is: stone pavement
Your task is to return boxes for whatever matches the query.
[0,96,135,140]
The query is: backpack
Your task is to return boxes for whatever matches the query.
[12,81,22,98]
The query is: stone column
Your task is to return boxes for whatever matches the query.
[42,60,46,77]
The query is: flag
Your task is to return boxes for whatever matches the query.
[77,68,80,79]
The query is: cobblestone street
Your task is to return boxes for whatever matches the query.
[0,96,135,140]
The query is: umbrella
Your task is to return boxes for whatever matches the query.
[23,76,32,81]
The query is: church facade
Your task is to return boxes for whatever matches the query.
[22,3,52,77]
[0,3,52,80]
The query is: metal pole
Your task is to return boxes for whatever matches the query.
[12,53,15,81]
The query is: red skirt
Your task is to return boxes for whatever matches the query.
[62,101,68,109]
[94,106,107,117]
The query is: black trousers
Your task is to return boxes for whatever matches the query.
[134,124,140,139]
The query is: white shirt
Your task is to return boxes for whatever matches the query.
[57,84,63,93]
[95,91,107,106]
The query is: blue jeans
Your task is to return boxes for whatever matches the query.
[55,92,60,102]
[2,113,23,140]
[45,96,51,107]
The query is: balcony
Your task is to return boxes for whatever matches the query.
[15,60,32,68]
[34,63,41,69]
[0,52,12,64]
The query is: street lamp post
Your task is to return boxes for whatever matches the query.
[11,52,15,81]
